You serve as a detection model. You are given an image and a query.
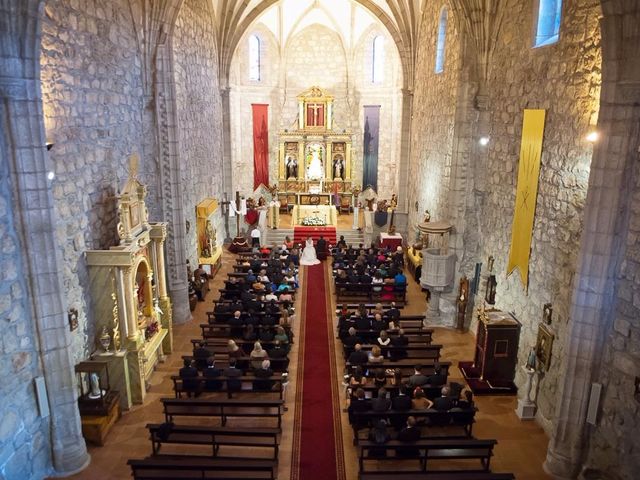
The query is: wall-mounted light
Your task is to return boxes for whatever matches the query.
[46,171,55,181]
[586,131,599,143]
[46,142,54,151]
[479,136,490,146]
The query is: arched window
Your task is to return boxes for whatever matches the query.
[372,35,385,83]
[434,8,447,74]
[534,0,562,47]
[249,34,261,81]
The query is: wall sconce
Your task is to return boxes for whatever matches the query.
[586,131,599,143]
[46,142,54,151]
[68,308,79,331]
[479,136,490,146]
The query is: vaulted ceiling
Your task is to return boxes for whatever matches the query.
[211,0,426,88]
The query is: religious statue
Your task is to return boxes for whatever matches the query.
[390,194,398,209]
[525,345,537,371]
[306,144,324,180]
[88,372,103,399]
[202,220,216,257]
[333,156,344,180]
[286,156,298,179]
[456,276,470,330]
[423,210,431,223]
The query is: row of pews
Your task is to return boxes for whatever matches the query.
[127,250,298,479]
[336,303,516,479]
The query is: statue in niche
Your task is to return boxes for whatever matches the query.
[202,220,216,257]
[286,155,298,179]
[88,372,104,399]
[333,155,344,180]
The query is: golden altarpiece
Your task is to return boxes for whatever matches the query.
[86,155,172,409]
[278,86,354,207]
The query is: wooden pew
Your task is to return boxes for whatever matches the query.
[358,437,497,473]
[181,354,290,372]
[345,360,452,376]
[335,282,407,304]
[200,323,292,339]
[171,374,285,399]
[343,344,442,361]
[146,423,280,460]
[161,398,284,429]
[359,472,514,480]
[128,455,277,480]
[349,408,476,443]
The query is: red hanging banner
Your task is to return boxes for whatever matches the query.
[252,104,269,189]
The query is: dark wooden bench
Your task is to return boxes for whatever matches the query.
[359,472,514,480]
[171,375,285,399]
[335,282,407,304]
[161,398,284,429]
[128,455,277,479]
[350,408,476,443]
[147,423,280,459]
[358,438,497,473]
[350,328,433,344]
[343,343,442,361]
[345,360,452,376]
[200,323,292,339]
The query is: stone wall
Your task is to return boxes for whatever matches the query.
[409,0,602,432]
[585,117,640,478]
[229,23,403,200]
[173,0,225,264]
[0,141,52,479]
[407,2,461,241]
[40,0,145,363]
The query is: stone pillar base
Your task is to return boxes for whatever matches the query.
[50,443,90,478]
[169,284,191,325]
[515,399,536,420]
[543,446,581,479]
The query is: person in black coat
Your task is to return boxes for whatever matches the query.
[316,236,327,261]
[253,359,275,391]
[223,359,243,392]
[342,327,361,350]
[203,358,223,391]
[355,314,371,331]
[348,388,371,427]
[426,364,446,387]
[179,359,199,398]
[432,386,455,411]
[193,342,214,371]
[371,387,392,412]
[347,344,369,366]
[391,385,412,411]
[390,328,409,360]
[407,365,429,388]
[269,340,288,359]
[397,416,421,457]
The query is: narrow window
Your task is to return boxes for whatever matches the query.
[249,34,261,81]
[372,35,385,83]
[534,0,562,47]
[434,8,447,73]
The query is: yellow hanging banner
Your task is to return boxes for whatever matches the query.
[507,109,546,289]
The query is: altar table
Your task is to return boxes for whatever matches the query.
[293,226,337,245]
[380,232,403,249]
[291,205,338,227]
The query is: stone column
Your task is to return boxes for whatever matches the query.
[544,8,640,478]
[0,0,89,473]
[155,40,190,324]
[396,88,413,214]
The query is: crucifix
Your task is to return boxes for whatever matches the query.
[308,103,323,126]
[220,192,232,243]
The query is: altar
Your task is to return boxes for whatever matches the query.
[276,87,356,201]
[292,205,337,227]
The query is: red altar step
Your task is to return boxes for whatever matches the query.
[293,226,337,246]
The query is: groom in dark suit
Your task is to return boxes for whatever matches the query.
[316,235,327,261]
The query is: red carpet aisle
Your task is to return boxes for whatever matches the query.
[291,263,345,480]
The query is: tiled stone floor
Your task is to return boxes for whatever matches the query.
[65,240,551,480]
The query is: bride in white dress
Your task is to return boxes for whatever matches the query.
[299,237,320,266]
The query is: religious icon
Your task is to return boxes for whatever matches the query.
[305,143,324,180]
[535,323,554,371]
[286,155,298,179]
[333,155,344,180]
[68,308,79,332]
[423,210,431,223]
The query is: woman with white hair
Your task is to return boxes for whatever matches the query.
[250,341,269,370]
